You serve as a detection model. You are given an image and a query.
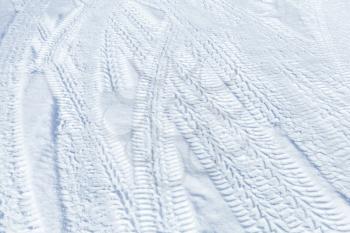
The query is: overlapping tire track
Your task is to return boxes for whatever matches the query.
[0,1,50,232]
[146,0,346,231]
[34,0,95,67]
[159,0,350,203]
[169,63,350,232]
[304,0,350,83]
[46,60,136,232]
[166,36,350,232]
[107,4,198,231]
[2,1,350,232]
[107,1,350,232]
[30,1,139,231]
[210,0,350,198]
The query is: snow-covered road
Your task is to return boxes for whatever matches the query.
[1,0,350,232]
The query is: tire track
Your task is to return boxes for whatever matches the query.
[3,1,350,232]
[168,47,350,222]
[160,108,198,233]
[212,30,350,199]
[211,3,350,198]
[46,61,137,232]
[109,8,198,231]
[30,2,138,231]
[144,1,350,232]
[110,3,350,231]
[100,27,122,95]
[170,81,350,232]
[158,1,350,203]
[129,23,180,232]
[304,0,350,84]
[0,1,50,232]
[34,0,95,67]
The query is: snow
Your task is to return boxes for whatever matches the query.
[1,0,350,232]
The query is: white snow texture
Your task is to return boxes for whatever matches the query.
[1,0,350,232]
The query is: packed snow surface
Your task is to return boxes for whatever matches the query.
[1,0,350,232]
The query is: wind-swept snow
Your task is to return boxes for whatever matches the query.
[1,0,350,232]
